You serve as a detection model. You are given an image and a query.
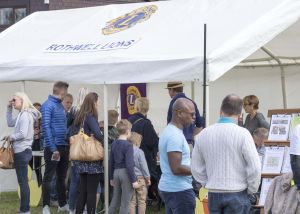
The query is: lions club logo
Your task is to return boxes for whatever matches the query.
[102,5,158,35]
[126,86,141,115]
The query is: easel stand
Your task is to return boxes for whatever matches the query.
[255,108,300,214]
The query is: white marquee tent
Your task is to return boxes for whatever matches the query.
[0,0,299,211]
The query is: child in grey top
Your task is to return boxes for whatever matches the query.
[128,132,151,214]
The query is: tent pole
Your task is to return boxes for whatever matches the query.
[191,81,195,101]
[261,47,287,108]
[203,24,208,126]
[21,81,26,93]
[103,83,109,214]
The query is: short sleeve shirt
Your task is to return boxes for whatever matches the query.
[290,124,300,155]
[158,124,192,192]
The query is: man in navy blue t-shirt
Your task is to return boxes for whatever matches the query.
[166,82,205,151]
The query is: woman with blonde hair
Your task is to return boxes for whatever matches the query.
[128,97,159,200]
[5,92,40,214]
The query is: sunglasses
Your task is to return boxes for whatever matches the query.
[175,109,195,117]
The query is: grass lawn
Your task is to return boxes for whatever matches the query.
[0,191,164,214]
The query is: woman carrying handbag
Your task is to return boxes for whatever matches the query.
[72,92,104,214]
[5,92,40,214]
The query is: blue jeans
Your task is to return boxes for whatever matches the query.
[50,173,58,201]
[208,190,251,214]
[291,154,300,190]
[69,165,80,211]
[14,148,32,212]
[159,189,195,214]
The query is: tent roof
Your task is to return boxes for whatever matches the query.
[238,19,300,67]
[0,0,299,84]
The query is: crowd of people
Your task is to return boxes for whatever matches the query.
[4,81,299,214]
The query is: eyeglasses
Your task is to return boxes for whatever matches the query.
[183,111,196,117]
[175,109,195,117]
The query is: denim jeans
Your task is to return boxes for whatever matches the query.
[291,154,300,189]
[208,190,251,214]
[69,164,80,211]
[14,148,32,212]
[42,146,69,207]
[159,189,195,214]
[50,173,58,201]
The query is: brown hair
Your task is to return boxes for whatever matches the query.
[53,81,69,95]
[108,110,119,126]
[116,119,132,135]
[64,93,73,100]
[243,95,259,110]
[128,132,142,147]
[74,92,98,126]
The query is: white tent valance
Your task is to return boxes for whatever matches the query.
[0,0,299,84]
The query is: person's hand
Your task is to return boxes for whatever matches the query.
[2,136,11,142]
[51,151,60,161]
[99,121,104,128]
[132,181,139,189]
[7,100,13,108]
[110,180,115,187]
[146,179,151,186]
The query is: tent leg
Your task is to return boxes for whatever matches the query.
[103,83,109,214]
[261,46,287,108]
[280,67,287,109]
[21,81,26,93]
[206,84,209,126]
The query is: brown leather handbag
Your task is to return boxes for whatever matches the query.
[0,140,14,169]
[69,128,104,161]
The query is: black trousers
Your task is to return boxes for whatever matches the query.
[29,139,43,186]
[42,146,69,207]
[291,154,300,189]
[76,173,100,214]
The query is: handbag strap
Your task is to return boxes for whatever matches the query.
[1,140,12,149]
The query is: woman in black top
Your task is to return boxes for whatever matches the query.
[73,92,104,214]
[243,95,269,135]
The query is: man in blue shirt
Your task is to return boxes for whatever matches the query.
[159,98,196,214]
[41,81,70,214]
[166,82,205,150]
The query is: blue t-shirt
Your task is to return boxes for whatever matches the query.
[158,124,192,192]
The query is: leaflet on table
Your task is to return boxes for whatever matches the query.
[281,147,292,173]
[259,178,273,206]
[289,114,300,139]
[268,115,291,141]
[262,147,285,174]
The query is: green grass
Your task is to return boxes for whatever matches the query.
[0,191,164,214]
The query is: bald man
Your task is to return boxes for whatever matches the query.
[158,98,196,214]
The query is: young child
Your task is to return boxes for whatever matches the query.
[108,120,139,214]
[128,132,151,214]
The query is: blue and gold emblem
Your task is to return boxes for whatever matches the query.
[126,86,141,115]
[102,5,158,35]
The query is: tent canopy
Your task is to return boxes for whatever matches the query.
[0,0,299,84]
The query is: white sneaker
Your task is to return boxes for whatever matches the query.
[43,205,51,214]
[69,210,75,214]
[18,212,31,214]
[58,204,70,212]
